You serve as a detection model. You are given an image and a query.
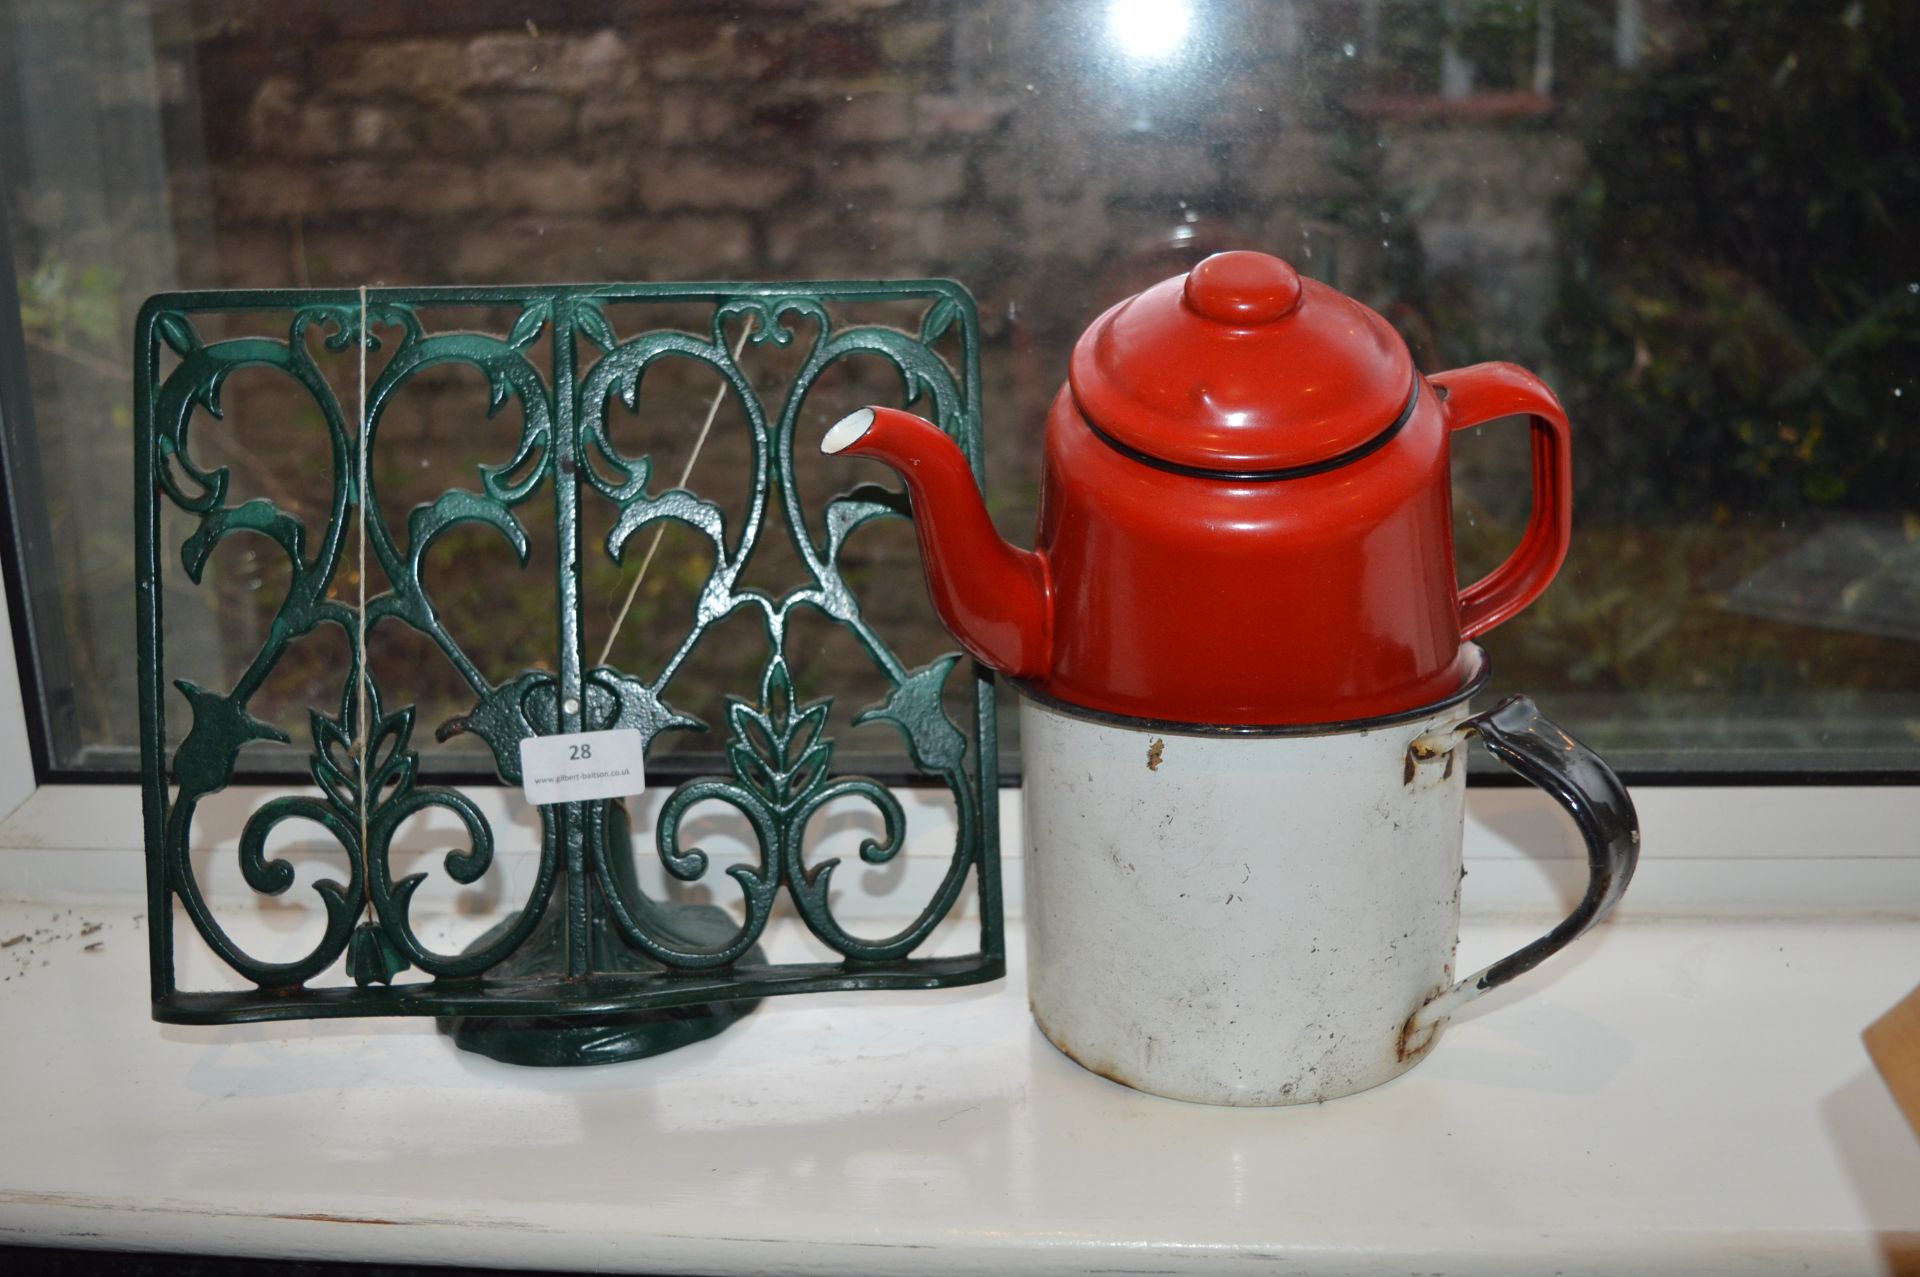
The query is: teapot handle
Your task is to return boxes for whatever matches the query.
[1431,363,1573,639]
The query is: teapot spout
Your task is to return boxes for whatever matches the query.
[823,407,1050,679]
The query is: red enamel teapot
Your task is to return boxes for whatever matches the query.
[822,250,1572,726]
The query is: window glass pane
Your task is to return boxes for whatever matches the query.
[2,0,1915,778]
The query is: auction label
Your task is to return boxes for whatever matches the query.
[518,728,647,806]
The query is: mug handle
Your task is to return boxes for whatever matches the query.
[1399,694,1640,1058]
[1431,363,1573,639]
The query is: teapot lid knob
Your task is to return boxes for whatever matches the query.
[1181,251,1303,325]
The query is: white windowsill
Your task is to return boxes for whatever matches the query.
[1,779,1918,1272]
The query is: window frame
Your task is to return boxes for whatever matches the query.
[0,24,1914,793]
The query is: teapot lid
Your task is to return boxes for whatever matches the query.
[1068,251,1414,477]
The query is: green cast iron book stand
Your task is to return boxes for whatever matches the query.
[134,281,1003,1065]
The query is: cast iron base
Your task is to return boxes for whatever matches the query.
[439,803,763,1067]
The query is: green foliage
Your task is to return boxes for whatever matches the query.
[1551,0,1920,516]
[18,255,120,349]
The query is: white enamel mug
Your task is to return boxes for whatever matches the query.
[1019,657,1638,1106]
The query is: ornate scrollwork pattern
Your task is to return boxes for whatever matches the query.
[135,282,1003,1024]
